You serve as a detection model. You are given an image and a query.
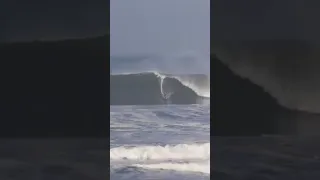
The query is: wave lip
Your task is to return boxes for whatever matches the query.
[110,71,210,105]
[110,143,210,174]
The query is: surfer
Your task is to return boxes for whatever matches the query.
[161,92,173,104]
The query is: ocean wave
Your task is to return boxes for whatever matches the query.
[110,143,210,174]
[110,71,210,105]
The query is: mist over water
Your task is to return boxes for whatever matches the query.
[111,0,210,178]
[111,51,210,75]
[110,53,210,105]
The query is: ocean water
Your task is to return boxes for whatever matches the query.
[110,56,210,180]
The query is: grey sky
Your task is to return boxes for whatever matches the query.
[110,0,210,56]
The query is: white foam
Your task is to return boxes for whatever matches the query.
[173,76,210,98]
[111,71,210,102]
[152,71,210,98]
[110,143,210,174]
[134,160,210,174]
[153,71,169,98]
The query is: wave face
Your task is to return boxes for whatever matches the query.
[110,143,210,174]
[212,0,320,113]
[110,72,210,105]
[213,39,320,113]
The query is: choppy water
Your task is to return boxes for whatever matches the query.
[110,105,210,180]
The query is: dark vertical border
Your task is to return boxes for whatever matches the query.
[0,0,110,179]
[210,0,214,178]
[0,4,110,138]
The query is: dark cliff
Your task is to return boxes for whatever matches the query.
[0,35,108,137]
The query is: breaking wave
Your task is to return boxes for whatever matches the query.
[110,143,210,174]
[110,71,210,105]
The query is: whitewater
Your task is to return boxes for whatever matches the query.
[110,105,210,179]
[110,54,210,179]
[110,71,210,105]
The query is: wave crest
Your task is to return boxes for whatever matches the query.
[110,71,210,105]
